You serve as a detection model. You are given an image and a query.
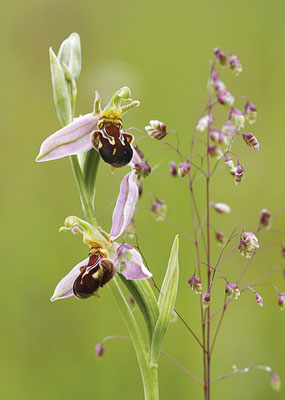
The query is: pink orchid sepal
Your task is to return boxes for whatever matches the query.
[51,171,151,301]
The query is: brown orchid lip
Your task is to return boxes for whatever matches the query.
[73,252,115,299]
[91,123,134,168]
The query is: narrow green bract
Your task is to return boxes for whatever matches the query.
[49,47,72,127]
[150,235,179,365]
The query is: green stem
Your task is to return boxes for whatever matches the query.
[108,277,159,400]
[69,154,98,227]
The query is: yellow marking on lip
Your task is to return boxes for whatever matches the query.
[112,148,117,155]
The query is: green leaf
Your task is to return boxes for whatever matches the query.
[119,276,159,345]
[150,235,179,365]
[49,47,72,127]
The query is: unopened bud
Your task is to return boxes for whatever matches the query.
[270,373,281,392]
[225,156,235,174]
[169,161,178,177]
[218,91,234,107]
[178,162,190,177]
[278,293,285,311]
[239,232,259,258]
[235,164,244,185]
[151,199,167,221]
[225,283,240,299]
[244,102,257,124]
[228,55,242,75]
[214,79,226,92]
[208,145,223,158]
[134,161,151,179]
[222,121,236,135]
[215,231,226,245]
[202,291,211,309]
[210,69,219,81]
[255,292,263,307]
[213,47,227,65]
[229,108,245,130]
[213,202,231,214]
[242,133,259,150]
[259,209,271,228]
[58,33,82,80]
[95,343,104,358]
[145,120,167,140]
[196,114,214,132]
[188,275,202,295]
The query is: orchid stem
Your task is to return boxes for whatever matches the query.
[108,277,159,400]
[69,154,98,227]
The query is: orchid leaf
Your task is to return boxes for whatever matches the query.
[150,235,179,365]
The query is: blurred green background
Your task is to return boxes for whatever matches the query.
[1,0,284,399]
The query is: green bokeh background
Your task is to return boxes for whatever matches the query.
[1,0,284,399]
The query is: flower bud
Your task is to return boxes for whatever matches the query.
[225,283,240,299]
[278,293,285,311]
[134,161,151,179]
[244,102,257,124]
[225,156,235,173]
[188,275,202,295]
[242,133,259,150]
[178,162,190,177]
[218,91,234,107]
[145,120,167,140]
[239,232,259,258]
[202,291,211,309]
[222,121,236,135]
[235,164,244,185]
[208,145,223,158]
[254,292,263,307]
[214,79,226,92]
[229,108,245,129]
[196,115,214,132]
[58,33,82,80]
[259,209,271,228]
[169,161,178,177]
[228,55,242,75]
[270,373,281,392]
[215,231,226,245]
[213,202,231,214]
[151,199,167,221]
[95,343,104,358]
[213,47,227,65]
[210,69,219,81]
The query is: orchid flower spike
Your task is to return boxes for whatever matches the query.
[51,171,151,301]
[36,87,140,168]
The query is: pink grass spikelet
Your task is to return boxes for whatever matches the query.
[242,133,259,150]
[255,292,264,307]
[235,164,244,185]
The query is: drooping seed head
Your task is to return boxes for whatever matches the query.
[228,55,242,75]
[225,283,240,299]
[244,102,257,124]
[255,292,264,307]
[235,164,244,185]
[188,275,202,295]
[169,161,178,177]
[242,133,259,150]
[145,120,167,140]
[178,162,190,177]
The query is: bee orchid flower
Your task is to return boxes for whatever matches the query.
[51,170,151,301]
[36,87,140,168]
